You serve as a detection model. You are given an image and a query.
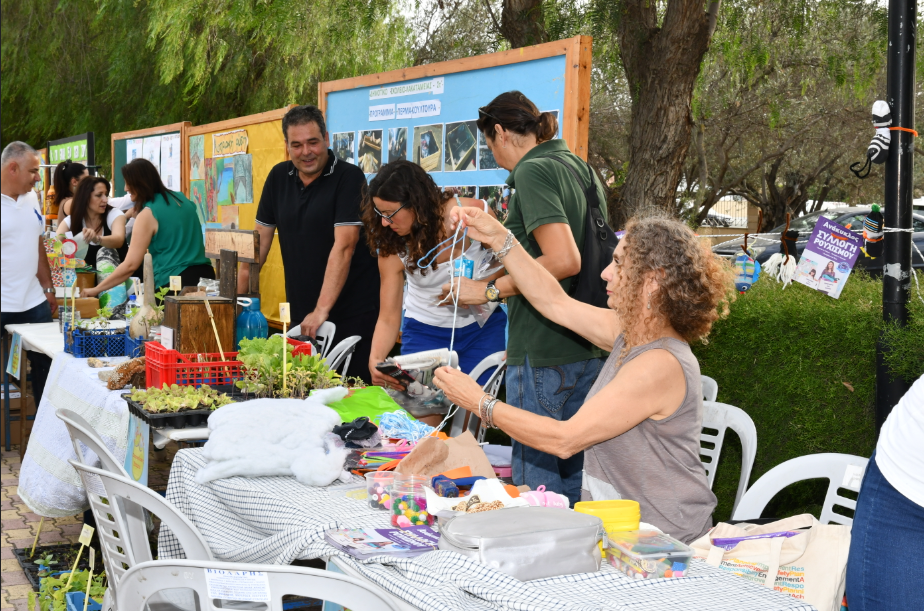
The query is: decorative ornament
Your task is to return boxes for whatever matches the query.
[861,204,884,260]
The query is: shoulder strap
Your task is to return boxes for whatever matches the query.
[535,155,603,211]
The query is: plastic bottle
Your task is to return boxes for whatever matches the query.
[236,298,269,349]
[127,294,138,319]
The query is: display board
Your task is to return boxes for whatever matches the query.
[186,107,294,324]
[48,132,95,186]
[319,36,591,219]
[111,122,191,197]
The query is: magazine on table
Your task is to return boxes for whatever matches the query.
[325,526,440,559]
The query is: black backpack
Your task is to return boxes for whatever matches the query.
[537,155,620,308]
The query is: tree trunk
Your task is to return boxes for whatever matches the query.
[613,1,719,227]
[500,0,548,48]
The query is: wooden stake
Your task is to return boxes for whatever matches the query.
[29,517,44,558]
[278,303,290,392]
[65,524,94,590]
[82,548,95,611]
[202,298,226,360]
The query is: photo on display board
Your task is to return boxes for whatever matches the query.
[388,127,408,163]
[142,136,162,173]
[477,131,499,171]
[189,135,205,180]
[126,138,143,163]
[217,161,234,205]
[332,132,355,164]
[189,180,207,225]
[358,130,383,174]
[413,124,443,172]
[160,134,181,190]
[444,186,476,198]
[480,185,513,222]
[444,121,477,172]
[233,154,253,204]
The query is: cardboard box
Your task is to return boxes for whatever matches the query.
[55,297,100,319]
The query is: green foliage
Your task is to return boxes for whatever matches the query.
[883,291,924,383]
[692,272,923,522]
[29,569,106,611]
[130,383,233,413]
[235,335,341,398]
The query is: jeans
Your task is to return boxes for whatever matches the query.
[507,355,605,506]
[846,452,924,611]
[1,301,54,407]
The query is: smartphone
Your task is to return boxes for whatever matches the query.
[374,362,417,386]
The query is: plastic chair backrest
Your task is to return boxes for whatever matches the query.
[117,559,401,611]
[700,401,758,512]
[287,321,336,357]
[325,336,361,375]
[701,375,719,402]
[56,408,127,475]
[69,461,214,599]
[449,351,507,441]
[731,453,869,525]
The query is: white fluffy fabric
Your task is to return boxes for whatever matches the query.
[763,252,798,288]
[195,387,351,487]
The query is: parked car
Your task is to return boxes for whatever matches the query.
[711,207,924,274]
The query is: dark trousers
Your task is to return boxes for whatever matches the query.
[1,301,54,407]
[156,263,216,293]
[328,308,378,385]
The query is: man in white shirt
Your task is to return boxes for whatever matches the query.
[1,141,57,406]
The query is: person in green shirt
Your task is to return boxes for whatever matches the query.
[442,91,609,505]
[84,158,214,297]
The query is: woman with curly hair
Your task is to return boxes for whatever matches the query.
[434,210,736,542]
[362,160,507,390]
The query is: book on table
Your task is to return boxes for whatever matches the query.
[325,526,439,559]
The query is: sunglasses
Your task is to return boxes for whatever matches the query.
[374,202,408,223]
[478,107,502,123]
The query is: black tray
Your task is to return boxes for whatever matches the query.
[122,394,215,430]
[13,543,94,591]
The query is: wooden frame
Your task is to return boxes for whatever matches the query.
[111,121,192,195]
[186,106,296,140]
[318,36,593,159]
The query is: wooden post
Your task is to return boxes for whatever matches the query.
[219,249,239,300]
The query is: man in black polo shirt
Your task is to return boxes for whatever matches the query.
[253,105,379,382]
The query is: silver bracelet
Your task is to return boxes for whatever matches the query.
[494,230,519,262]
[484,397,499,428]
[478,393,491,422]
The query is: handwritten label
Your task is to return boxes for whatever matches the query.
[169,276,182,291]
[212,129,249,158]
[369,77,444,100]
[78,524,95,546]
[278,303,291,324]
[369,103,396,122]
[204,569,270,603]
[396,99,442,120]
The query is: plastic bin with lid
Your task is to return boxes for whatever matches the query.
[604,530,693,579]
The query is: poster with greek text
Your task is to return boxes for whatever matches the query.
[794,217,862,299]
[160,133,181,191]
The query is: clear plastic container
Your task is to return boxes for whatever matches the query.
[365,472,395,510]
[390,476,433,528]
[604,530,693,580]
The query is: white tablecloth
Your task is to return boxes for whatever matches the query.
[18,352,132,517]
[159,449,815,611]
[4,322,65,359]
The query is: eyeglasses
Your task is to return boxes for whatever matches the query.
[374,203,408,224]
[478,107,502,123]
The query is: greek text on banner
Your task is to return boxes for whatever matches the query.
[213,129,249,158]
[396,100,442,120]
[369,77,444,100]
[369,104,396,122]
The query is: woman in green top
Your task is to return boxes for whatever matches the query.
[443,91,609,505]
[84,158,213,297]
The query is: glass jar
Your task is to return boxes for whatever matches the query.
[390,475,433,528]
[365,472,395,510]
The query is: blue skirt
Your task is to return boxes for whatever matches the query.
[402,308,507,386]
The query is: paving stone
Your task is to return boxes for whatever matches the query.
[0,502,12,511]
[0,586,31,602]
[0,550,12,560]
[0,532,28,542]
[0,512,17,520]
[0,572,27,586]
[10,599,31,611]
[0,521,25,532]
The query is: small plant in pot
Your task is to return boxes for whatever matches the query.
[35,552,57,576]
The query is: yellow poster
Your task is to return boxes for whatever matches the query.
[213,129,249,158]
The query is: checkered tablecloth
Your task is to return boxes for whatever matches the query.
[159,449,816,611]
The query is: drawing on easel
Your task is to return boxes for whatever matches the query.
[233,154,253,204]
[190,135,205,180]
[388,127,408,163]
[190,180,207,224]
[332,132,355,164]
[413,124,443,172]
[217,161,234,205]
[444,121,477,171]
[204,158,220,222]
[358,130,382,173]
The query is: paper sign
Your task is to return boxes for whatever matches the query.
[204,569,270,602]
[278,303,291,323]
[169,276,182,291]
[370,77,444,100]
[396,99,442,120]
[842,464,866,490]
[124,415,150,485]
[161,327,175,351]
[78,524,95,546]
[5,333,22,380]
[89,548,95,571]
[369,103,396,122]
[794,217,862,299]
[213,129,249,158]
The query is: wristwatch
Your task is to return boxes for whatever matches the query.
[43,287,55,294]
[485,280,502,303]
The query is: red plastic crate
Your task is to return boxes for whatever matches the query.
[145,341,242,388]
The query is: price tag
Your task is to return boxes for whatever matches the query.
[78,524,95,546]
[169,276,182,291]
[161,327,175,351]
[278,303,291,324]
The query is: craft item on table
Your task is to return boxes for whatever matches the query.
[396,431,497,479]
[378,348,458,415]
[391,475,433,528]
[850,100,892,179]
[605,530,693,580]
[365,471,395,510]
[431,475,460,498]
[521,485,570,509]
[106,357,146,390]
[376,410,435,442]
[332,416,380,449]
[862,204,884,259]
[762,213,799,288]
[325,526,439,559]
[195,387,353,487]
[425,478,530,517]
[129,253,156,340]
[86,358,110,369]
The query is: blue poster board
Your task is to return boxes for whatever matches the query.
[321,37,590,210]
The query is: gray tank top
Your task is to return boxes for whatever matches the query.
[581,334,716,543]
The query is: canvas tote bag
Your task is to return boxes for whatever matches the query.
[690,514,850,611]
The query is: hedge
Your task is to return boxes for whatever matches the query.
[692,271,923,522]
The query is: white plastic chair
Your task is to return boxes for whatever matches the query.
[325,335,361,375]
[117,559,401,611]
[287,321,336,358]
[449,351,507,441]
[700,401,758,513]
[701,375,719,402]
[732,453,869,526]
[69,462,214,610]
